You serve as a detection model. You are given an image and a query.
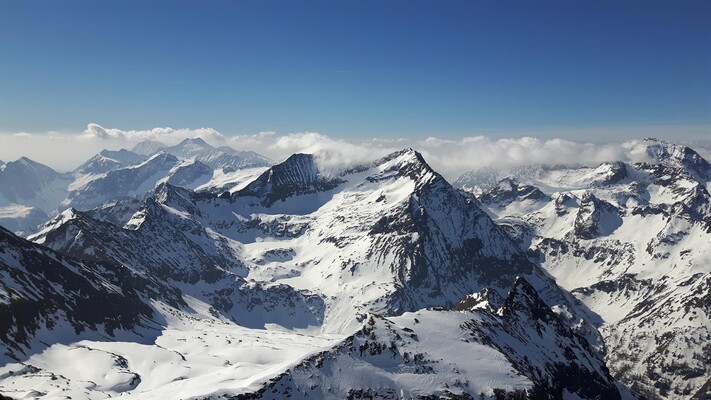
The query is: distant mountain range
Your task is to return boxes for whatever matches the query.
[0,138,272,235]
[0,138,708,399]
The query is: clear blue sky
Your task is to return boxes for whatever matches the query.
[0,0,709,139]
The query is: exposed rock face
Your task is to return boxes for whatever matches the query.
[573,192,622,240]
[236,153,342,206]
[478,178,548,207]
[0,225,153,363]
[74,149,146,176]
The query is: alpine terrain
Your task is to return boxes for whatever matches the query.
[0,139,706,399]
[455,138,711,399]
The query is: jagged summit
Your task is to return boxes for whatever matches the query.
[374,148,433,172]
[500,276,554,320]
[638,138,711,180]
[163,137,217,158]
[235,149,446,207]
[29,207,90,245]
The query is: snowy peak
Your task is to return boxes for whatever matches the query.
[237,153,341,205]
[165,159,212,188]
[64,152,184,211]
[0,156,70,214]
[639,138,711,181]
[130,140,166,156]
[374,148,439,185]
[2,156,58,178]
[177,137,210,147]
[74,148,145,176]
[164,137,215,158]
[30,207,96,246]
[159,138,272,170]
[144,151,179,165]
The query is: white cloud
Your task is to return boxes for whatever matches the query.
[0,123,709,179]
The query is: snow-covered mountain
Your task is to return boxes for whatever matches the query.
[34,149,574,333]
[0,148,632,399]
[456,138,711,399]
[64,152,213,211]
[0,141,272,236]
[0,157,71,213]
[74,149,146,177]
[0,157,72,234]
[131,137,272,170]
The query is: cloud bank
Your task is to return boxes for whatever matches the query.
[0,123,708,179]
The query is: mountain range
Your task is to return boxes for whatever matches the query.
[456,138,711,399]
[0,138,708,399]
[0,138,272,235]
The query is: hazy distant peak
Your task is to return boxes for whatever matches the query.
[5,156,58,175]
[177,137,211,147]
[131,140,167,156]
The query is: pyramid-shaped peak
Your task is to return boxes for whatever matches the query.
[375,148,433,171]
[390,147,426,162]
[4,156,57,175]
[371,148,444,189]
[500,276,552,321]
[280,153,316,166]
[269,154,319,185]
[178,137,212,147]
[16,156,44,167]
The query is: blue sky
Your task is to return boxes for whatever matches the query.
[0,0,709,140]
